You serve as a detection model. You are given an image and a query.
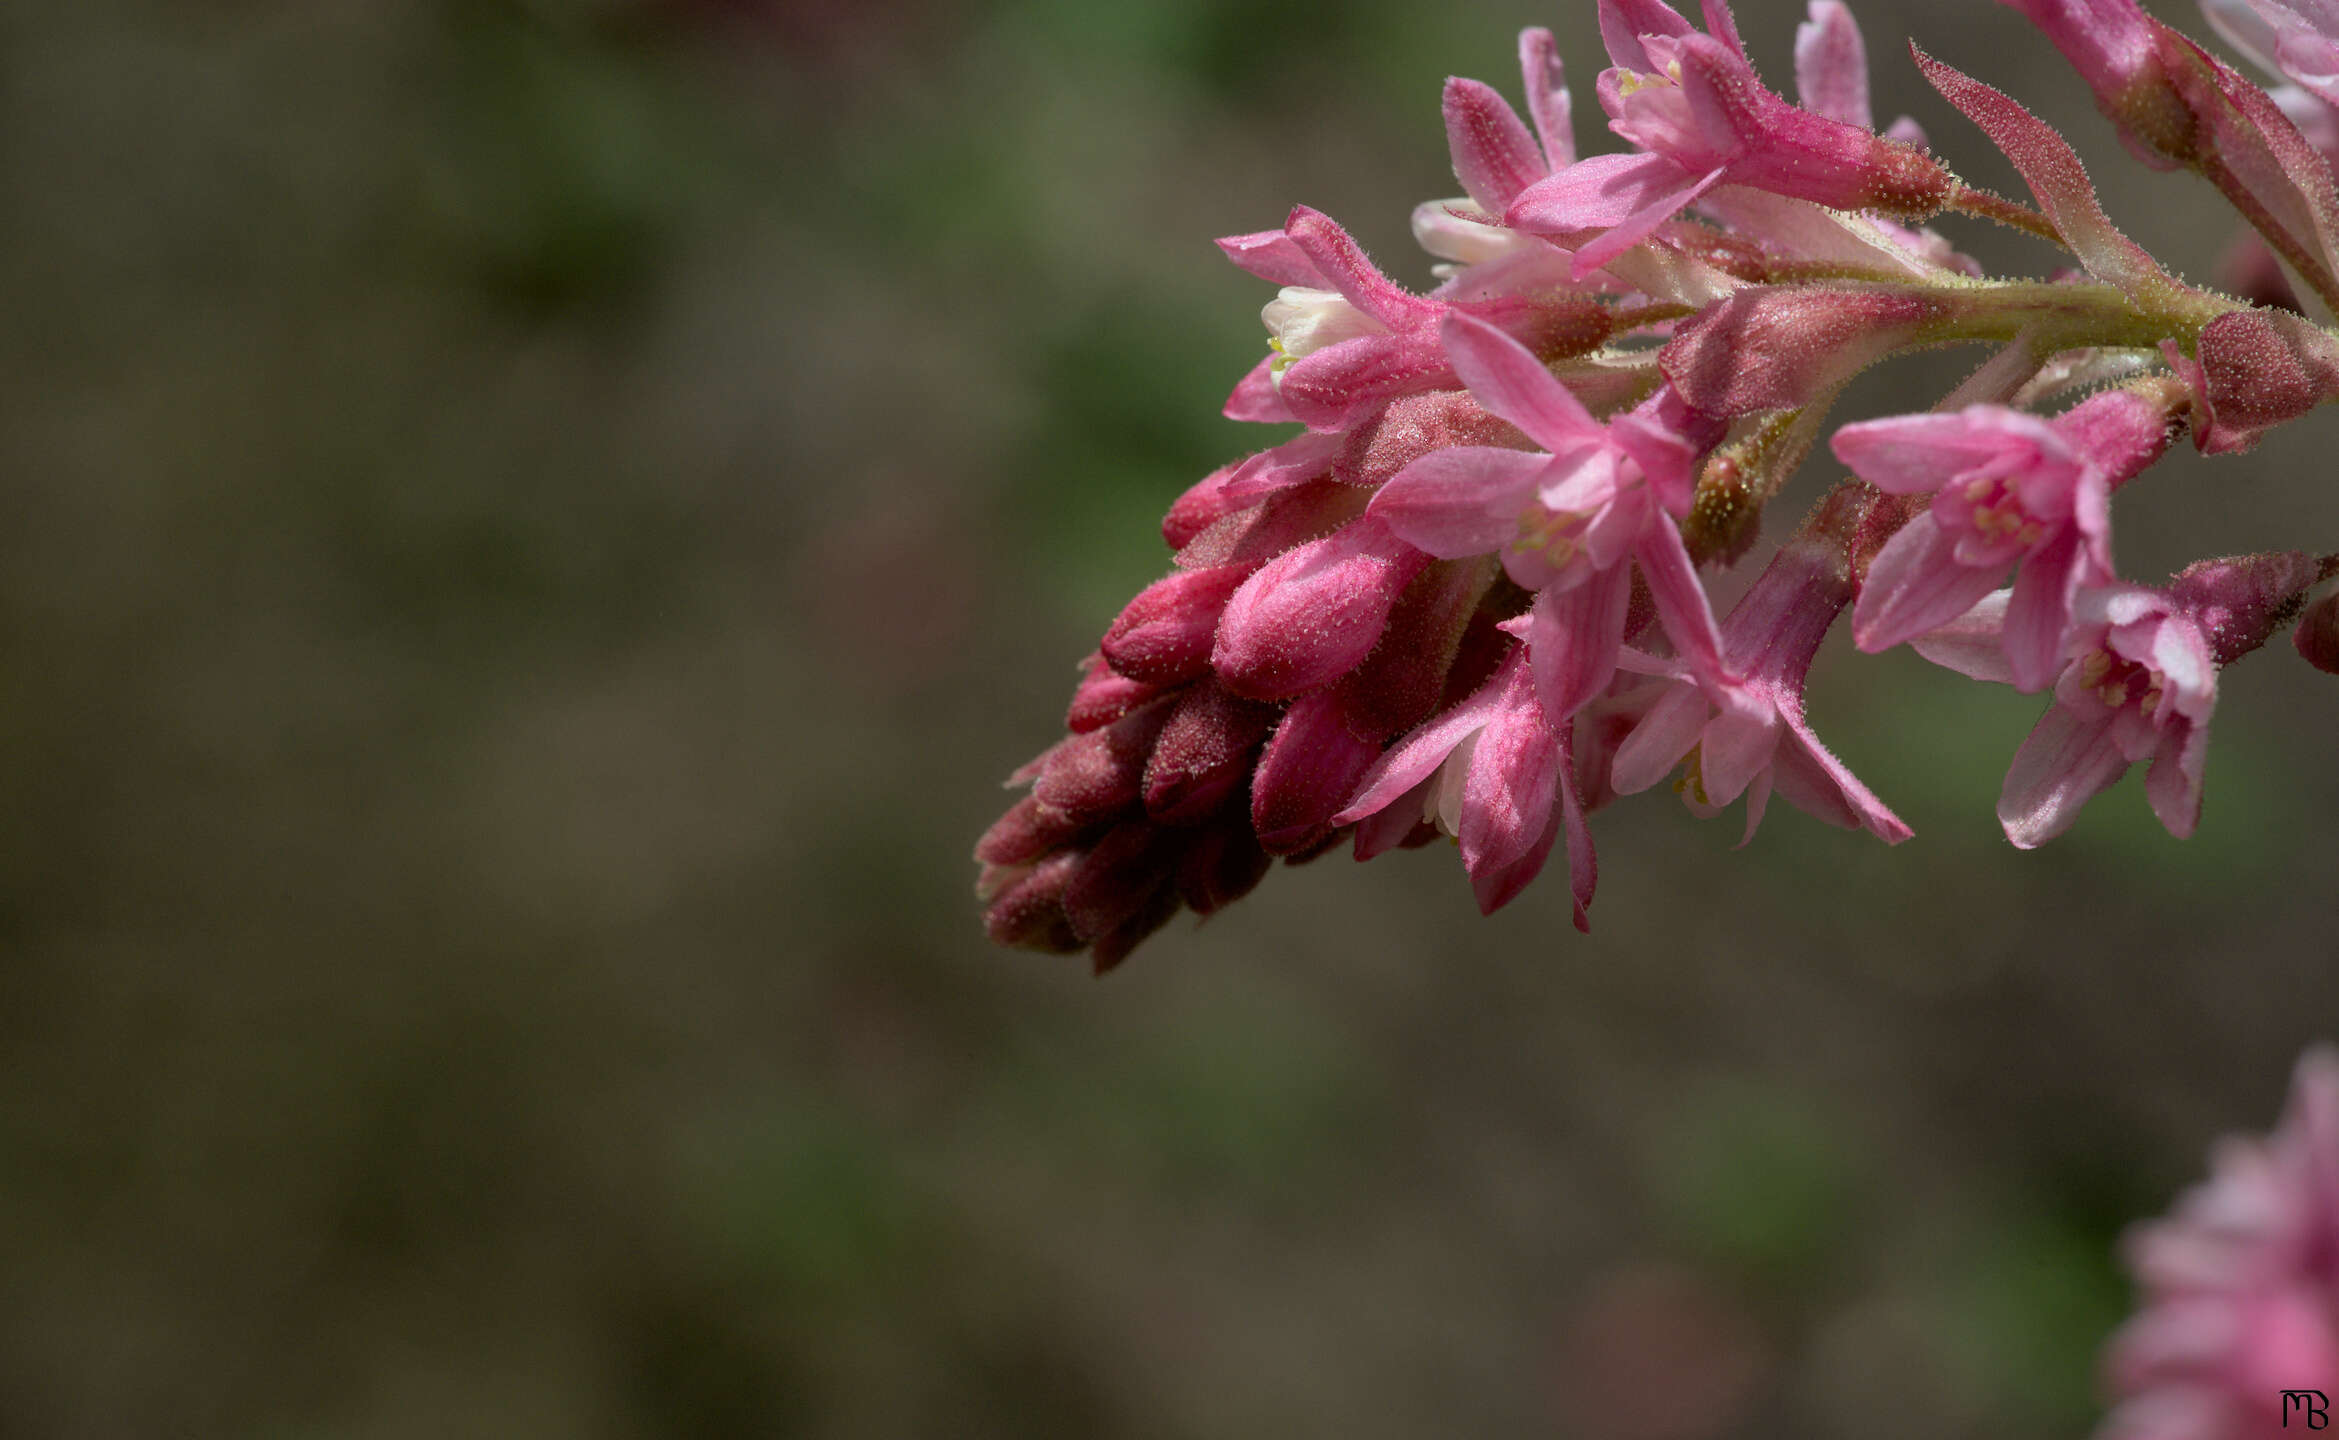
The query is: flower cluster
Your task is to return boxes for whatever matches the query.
[979,0,2339,971]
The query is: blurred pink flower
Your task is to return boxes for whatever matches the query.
[2099,1047,2339,1440]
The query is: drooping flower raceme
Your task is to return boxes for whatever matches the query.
[978,0,2339,971]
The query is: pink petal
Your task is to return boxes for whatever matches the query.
[1611,405,1702,517]
[1283,206,1433,330]
[1223,355,1296,424]
[1332,657,1514,825]
[2144,713,2210,838]
[1211,517,1431,700]
[1436,310,1602,454]
[1352,773,1435,859]
[1369,446,1552,557]
[1221,431,1345,504]
[1610,681,1711,794]
[1830,408,2058,493]
[1216,229,1330,287]
[1795,2,1872,130]
[1558,723,1596,931]
[2003,526,2085,692]
[1458,662,1562,886]
[1599,0,1696,71]
[1773,714,1914,842]
[1634,517,1729,687]
[1998,699,2130,848]
[1697,703,1782,806]
[1567,164,1730,281]
[1444,77,1548,213]
[1853,518,2012,655]
[1469,799,1562,916]
[1699,0,1747,58]
[1909,590,2015,683]
[1911,46,2192,308]
[1519,28,1577,169]
[1506,149,1703,236]
[1736,767,1773,845]
[1523,562,1634,721]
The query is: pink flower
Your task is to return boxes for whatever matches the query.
[1368,311,1728,720]
[1220,206,1612,432]
[1915,552,2321,847]
[1507,0,1949,277]
[2097,1047,2339,1440]
[1608,521,1913,844]
[1332,646,1597,923]
[1834,387,2178,691]
[2202,0,2339,110]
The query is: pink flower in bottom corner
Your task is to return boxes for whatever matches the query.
[2098,1047,2339,1440]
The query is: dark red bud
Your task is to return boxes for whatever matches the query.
[974,793,1091,867]
[1033,696,1175,825]
[1061,821,1184,941]
[983,853,1086,953]
[1250,689,1383,855]
[1090,884,1185,975]
[1142,683,1276,824]
[1176,820,1272,915]
[2297,591,2339,676]
[1067,653,1166,733]
[1163,463,1246,550]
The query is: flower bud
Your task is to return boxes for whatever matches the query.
[1141,684,1276,824]
[1176,818,1273,915]
[2297,589,2339,675]
[1066,653,1166,734]
[1032,697,1174,825]
[982,853,1085,954]
[1101,565,1251,686]
[2167,550,2323,664]
[1212,517,1432,700]
[1250,689,1384,854]
[975,793,1090,868]
[1061,820,1182,942]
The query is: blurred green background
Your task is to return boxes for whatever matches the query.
[2,1,2334,1436]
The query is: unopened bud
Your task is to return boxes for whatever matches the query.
[1142,684,1276,824]
[2296,589,2339,675]
[1250,689,1384,854]
[1033,697,1174,825]
[1212,518,1432,700]
[1102,565,1250,686]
